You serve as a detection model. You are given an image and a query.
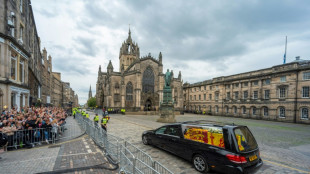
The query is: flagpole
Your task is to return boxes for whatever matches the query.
[284,36,287,64]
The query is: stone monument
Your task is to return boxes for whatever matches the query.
[157,69,176,123]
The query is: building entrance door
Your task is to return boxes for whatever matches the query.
[145,99,152,111]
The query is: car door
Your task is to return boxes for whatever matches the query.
[165,125,192,159]
[152,126,169,149]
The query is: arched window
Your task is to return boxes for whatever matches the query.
[215,105,219,113]
[242,106,246,114]
[233,106,237,114]
[225,106,229,114]
[301,108,309,119]
[142,67,154,93]
[263,107,269,116]
[279,107,285,118]
[126,82,133,101]
[252,107,257,115]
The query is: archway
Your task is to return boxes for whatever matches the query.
[144,98,152,111]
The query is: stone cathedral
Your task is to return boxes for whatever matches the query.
[95,29,183,111]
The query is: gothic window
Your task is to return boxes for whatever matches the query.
[142,67,154,93]
[126,82,133,101]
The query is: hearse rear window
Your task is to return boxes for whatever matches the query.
[234,127,258,152]
[182,125,225,148]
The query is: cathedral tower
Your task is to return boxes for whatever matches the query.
[88,85,92,99]
[119,28,140,71]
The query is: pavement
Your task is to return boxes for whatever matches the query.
[87,111,310,174]
[0,115,119,174]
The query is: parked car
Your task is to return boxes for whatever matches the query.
[142,120,263,174]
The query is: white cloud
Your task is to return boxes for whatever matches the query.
[31,0,310,104]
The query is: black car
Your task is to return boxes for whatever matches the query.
[142,121,263,174]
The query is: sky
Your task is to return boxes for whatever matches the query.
[31,0,310,105]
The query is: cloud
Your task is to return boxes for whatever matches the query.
[31,0,310,104]
[74,37,98,57]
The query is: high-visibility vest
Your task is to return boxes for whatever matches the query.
[86,114,89,118]
[101,118,107,124]
[94,116,99,121]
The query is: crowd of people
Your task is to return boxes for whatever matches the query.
[0,106,68,150]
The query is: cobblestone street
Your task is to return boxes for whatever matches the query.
[0,116,118,174]
[88,111,310,174]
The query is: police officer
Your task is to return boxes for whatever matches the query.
[101,117,108,131]
[104,111,110,123]
[93,114,99,125]
[72,108,76,119]
[86,112,90,119]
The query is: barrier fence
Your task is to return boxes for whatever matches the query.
[6,120,81,149]
[76,112,173,174]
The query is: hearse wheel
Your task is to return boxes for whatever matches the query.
[142,135,149,145]
[193,154,209,173]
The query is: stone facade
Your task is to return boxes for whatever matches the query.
[51,72,62,107]
[62,82,78,107]
[0,0,41,111]
[183,57,310,124]
[41,48,52,105]
[96,29,183,111]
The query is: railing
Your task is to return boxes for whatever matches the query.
[76,113,173,174]
[6,121,82,150]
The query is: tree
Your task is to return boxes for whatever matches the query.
[87,97,96,108]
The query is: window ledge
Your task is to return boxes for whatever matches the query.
[301,118,309,120]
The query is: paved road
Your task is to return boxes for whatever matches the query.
[88,111,310,174]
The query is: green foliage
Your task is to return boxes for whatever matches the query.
[87,97,96,107]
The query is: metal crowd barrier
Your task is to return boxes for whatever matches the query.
[6,121,81,149]
[75,112,173,174]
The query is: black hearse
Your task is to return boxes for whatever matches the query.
[142,121,263,173]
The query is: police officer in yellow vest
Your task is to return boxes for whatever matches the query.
[101,117,107,131]
[93,114,99,123]
[72,108,76,119]
[86,113,90,119]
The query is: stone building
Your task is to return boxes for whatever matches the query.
[73,94,79,107]
[0,0,42,111]
[62,82,77,107]
[51,72,62,107]
[96,29,183,111]
[183,57,310,124]
[41,48,52,105]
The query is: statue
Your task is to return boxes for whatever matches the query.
[157,69,176,123]
[165,69,171,87]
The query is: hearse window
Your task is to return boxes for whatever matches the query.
[234,127,258,152]
[155,126,167,134]
[182,125,225,148]
[166,125,181,137]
